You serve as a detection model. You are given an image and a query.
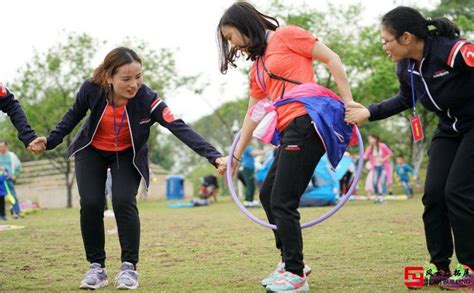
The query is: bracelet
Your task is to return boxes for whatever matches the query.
[233,154,242,162]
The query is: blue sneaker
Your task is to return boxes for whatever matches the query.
[79,263,108,290]
[266,271,309,292]
[115,262,139,290]
[261,261,312,287]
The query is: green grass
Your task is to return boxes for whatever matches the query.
[0,196,448,292]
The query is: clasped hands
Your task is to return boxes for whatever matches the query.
[344,101,371,126]
[27,137,47,155]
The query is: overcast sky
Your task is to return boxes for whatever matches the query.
[1,0,437,122]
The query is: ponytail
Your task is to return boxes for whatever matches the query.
[426,17,460,39]
[382,6,460,40]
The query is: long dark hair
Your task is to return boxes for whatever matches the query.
[382,6,460,42]
[91,47,142,97]
[369,134,381,152]
[217,1,279,74]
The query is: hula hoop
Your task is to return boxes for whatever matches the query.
[226,126,364,230]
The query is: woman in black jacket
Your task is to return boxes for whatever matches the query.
[31,47,225,290]
[345,6,474,290]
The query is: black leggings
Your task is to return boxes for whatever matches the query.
[422,126,474,270]
[75,146,141,268]
[260,115,325,275]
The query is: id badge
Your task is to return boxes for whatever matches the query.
[411,115,424,142]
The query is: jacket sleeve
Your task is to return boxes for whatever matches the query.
[447,40,474,71]
[368,63,412,121]
[381,143,393,158]
[46,81,90,150]
[148,96,223,167]
[0,85,37,147]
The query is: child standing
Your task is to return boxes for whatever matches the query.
[395,156,416,197]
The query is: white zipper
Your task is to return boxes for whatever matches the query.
[124,107,147,189]
[418,59,459,132]
[67,102,108,160]
[419,58,443,111]
[446,108,459,133]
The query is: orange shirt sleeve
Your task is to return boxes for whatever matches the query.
[279,26,317,59]
[249,62,267,99]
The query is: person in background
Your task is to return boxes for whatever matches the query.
[395,156,416,197]
[238,145,267,207]
[363,134,393,204]
[0,141,23,218]
[0,164,9,221]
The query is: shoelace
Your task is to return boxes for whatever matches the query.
[84,268,104,280]
[450,265,469,281]
[115,270,139,283]
[424,263,438,280]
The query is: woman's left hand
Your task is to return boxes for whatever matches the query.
[215,157,227,176]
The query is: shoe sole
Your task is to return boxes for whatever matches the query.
[438,284,474,291]
[406,284,440,290]
[116,282,139,290]
[262,268,312,288]
[266,281,309,292]
[79,280,108,290]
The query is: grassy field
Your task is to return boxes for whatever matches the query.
[0,196,449,292]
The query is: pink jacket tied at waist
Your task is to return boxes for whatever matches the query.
[248,99,277,144]
[247,83,342,144]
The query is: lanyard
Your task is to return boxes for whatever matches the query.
[408,60,424,142]
[111,97,127,168]
[409,61,417,116]
[112,107,127,147]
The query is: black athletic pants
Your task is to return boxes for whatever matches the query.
[259,115,325,275]
[422,126,474,270]
[75,146,141,268]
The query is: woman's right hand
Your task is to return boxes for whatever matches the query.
[344,102,371,126]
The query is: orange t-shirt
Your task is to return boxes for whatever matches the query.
[91,103,132,151]
[249,25,317,131]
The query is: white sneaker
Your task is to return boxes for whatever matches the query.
[261,261,312,287]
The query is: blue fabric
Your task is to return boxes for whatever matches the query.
[0,175,7,197]
[241,146,255,170]
[396,163,415,182]
[274,96,353,168]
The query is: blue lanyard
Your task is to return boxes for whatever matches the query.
[409,61,418,116]
[112,105,127,147]
[110,97,127,169]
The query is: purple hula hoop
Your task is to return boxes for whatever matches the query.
[226,126,364,230]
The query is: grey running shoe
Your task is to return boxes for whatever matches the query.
[79,263,108,290]
[115,262,139,290]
